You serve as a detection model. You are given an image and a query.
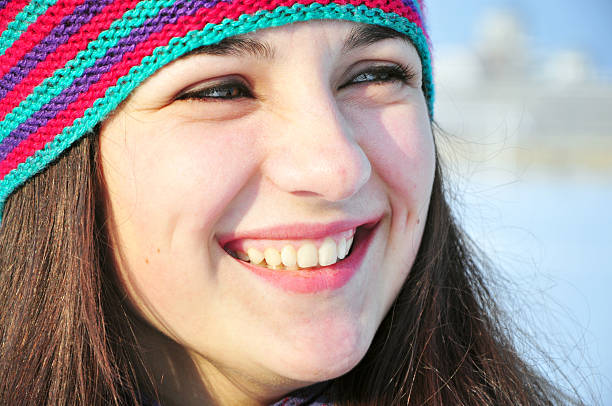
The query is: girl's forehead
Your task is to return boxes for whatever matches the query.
[175,22,421,67]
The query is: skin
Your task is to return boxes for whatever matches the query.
[100,20,435,405]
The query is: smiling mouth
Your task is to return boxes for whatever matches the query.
[222,223,375,271]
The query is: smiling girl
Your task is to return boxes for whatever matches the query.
[0,1,576,405]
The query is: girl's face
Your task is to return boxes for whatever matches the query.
[100,20,434,403]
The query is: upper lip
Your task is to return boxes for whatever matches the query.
[217,216,382,246]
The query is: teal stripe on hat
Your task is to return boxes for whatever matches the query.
[0,0,59,56]
[0,0,179,143]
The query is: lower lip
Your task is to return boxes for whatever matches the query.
[233,224,378,294]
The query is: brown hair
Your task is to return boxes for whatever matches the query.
[0,131,580,405]
[0,134,150,405]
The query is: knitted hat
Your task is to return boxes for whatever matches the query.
[0,0,433,221]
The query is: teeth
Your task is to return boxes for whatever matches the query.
[337,237,347,260]
[237,251,250,261]
[264,248,282,268]
[318,237,337,266]
[247,248,264,264]
[281,245,297,268]
[232,232,357,270]
[297,243,318,268]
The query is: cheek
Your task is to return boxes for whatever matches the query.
[160,126,261,227]
[359,105,435,202]
[100,118,263,326]
[103,119,262,234]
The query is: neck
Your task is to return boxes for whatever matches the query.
[133,321,306,406]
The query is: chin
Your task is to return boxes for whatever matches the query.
[262,313,377,383]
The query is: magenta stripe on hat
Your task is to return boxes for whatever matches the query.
[0,1,28,33]
[0,0,113,99]
[0,0,222,161]
[0,1,141,120]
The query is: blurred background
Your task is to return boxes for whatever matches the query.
[426,0,612,403]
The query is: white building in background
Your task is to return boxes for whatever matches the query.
[434,8,612,172]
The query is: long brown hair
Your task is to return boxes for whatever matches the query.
[0,134,150,405]
[0,130,579,405]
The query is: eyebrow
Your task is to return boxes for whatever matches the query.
[342,24,411,53]
[184,24,411,60]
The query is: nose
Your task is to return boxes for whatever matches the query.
[261,88,372,202]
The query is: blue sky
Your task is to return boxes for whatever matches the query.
[426,0,612,75]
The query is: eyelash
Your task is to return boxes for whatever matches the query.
[176,64,416,101]
[340,64,416,89]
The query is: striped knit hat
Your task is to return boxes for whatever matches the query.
[0,0,433,221]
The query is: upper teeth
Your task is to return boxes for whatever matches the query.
[238,236,354,270]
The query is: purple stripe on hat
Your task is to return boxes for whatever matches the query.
[0,0,221,161]
[0,40,137,161]
[402,0,420,15]
[0,0,9,10]
[0,0,113,99]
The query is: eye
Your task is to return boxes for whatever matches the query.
[175,80,252,101]
[342,63,417,89]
